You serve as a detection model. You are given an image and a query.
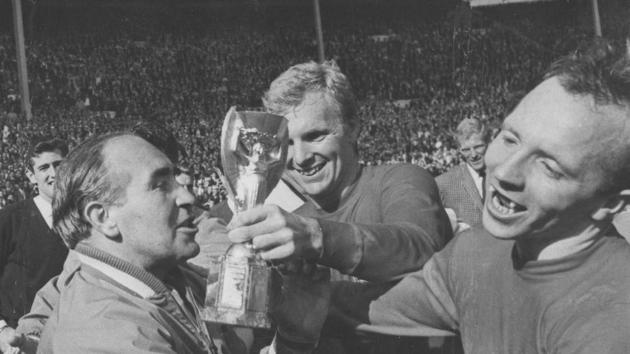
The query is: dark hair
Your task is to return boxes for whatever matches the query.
[545,37,630,193]
[131,121,186,163]
[53,132,129,249]
[262,60,359,134]
[25,136,69,171]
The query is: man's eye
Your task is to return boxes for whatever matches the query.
[501,134,516,146]
[152,180,170,190]
[541,161,563,179]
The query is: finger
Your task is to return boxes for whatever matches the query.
[251,232,290,251]
[227,205,271,229]
[258,242,296,261]
[228,218,284,244]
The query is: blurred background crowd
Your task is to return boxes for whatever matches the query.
[0,0,628,208]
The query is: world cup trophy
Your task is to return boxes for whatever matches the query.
[203,106,288,328]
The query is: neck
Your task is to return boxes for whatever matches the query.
[515,222,607,262]
[86,236,172,282]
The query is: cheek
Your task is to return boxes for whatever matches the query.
[483,143,502,170]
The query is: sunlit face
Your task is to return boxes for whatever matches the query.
[27,150,65,203]
[458,134,487,172]
[106,136,199,268]
[483,77,627,242]
[284,91,359,208]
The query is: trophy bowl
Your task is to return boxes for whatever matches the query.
[203,107,288,328]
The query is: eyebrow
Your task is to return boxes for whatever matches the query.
[148,166,174,185]
[501,122,520,139]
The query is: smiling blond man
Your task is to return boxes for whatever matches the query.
[437,117,491,232]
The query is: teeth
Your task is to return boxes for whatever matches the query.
[490,190,524,215]
[297,164,324,176]
[492,194,516,215]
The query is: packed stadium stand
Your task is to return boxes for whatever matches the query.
[0,0,628,208]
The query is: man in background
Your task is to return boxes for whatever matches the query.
[436,117,490,233]
[0,137,68,353]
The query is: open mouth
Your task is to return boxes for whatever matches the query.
[488,186,526,216]
[177,216,196,229]
[294,162,325,177]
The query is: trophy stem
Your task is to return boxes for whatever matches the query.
[235,173,268,213]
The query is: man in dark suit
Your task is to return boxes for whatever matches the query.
[436,118,490,233]
[0,137,68,352]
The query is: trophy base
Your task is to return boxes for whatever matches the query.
[202,306,272,329]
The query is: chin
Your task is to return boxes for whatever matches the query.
[482,213,523,240]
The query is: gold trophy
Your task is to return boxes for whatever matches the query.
[203,106,288,328]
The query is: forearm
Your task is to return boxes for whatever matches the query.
[318,220,445,282]
[329,257,458,337]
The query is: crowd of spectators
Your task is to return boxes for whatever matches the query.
[0,0,628,208]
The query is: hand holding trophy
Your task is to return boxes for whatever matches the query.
[203,107,288,329]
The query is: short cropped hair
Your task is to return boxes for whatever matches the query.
[544,38,630,193]
[53,132,129,249]
[262,60,359,133]
[454,118,490,145]
[25,136,68,171]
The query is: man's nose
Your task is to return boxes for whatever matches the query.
[289,142,312,167]
[177,183,196,207]
[493,153,525,191]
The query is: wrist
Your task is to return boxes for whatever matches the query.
[269,333,317,354]
[306,218,324,261]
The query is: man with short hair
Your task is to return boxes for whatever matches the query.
[228,61,453,353]
[326,39,630,353]
[12,125,258,354]
[36,133,215,353]
[0,137,68,353]
[436,117,490,233]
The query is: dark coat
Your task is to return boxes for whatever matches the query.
[0,198,68,327]
[436,163,484,229]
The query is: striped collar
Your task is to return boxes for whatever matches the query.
[74,244,169,296]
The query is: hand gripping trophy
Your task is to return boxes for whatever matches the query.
[203,107,288,328]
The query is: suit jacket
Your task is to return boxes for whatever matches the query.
[0,198,68,327]
[436,163,484,229]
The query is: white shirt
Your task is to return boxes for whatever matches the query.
[466,163,484,198]
[33,195,53,229]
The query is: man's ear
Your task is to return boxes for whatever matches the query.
[591,189,630,221]
[84,201,119,239]
[25,169,36,184]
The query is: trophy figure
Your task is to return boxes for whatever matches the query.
[203,106,288,329]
